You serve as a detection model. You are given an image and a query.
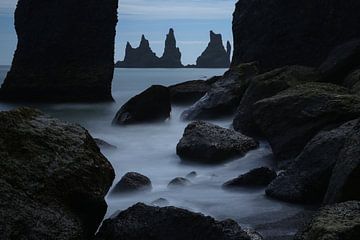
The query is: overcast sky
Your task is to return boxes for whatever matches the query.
[0,0,236,65]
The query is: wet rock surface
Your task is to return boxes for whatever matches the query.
[168,177,192,188]
[1,0,118,102]
[112,172,152,194]
[223,167,277,188]
[96,203,252,240]
[169,80,210,104]
[113,85,171,125]
[0,108,115,240]
[177,121,258,164]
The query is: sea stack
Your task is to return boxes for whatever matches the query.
[159,29,183,68]
[117,35,160,68]
[232,0,360,71]
[0,0,118,102]
[196,31,230,68]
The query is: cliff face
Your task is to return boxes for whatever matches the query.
[196,31,230,68]
[1,0,118,102]
[232,0,360,71]
[116,29,183,68]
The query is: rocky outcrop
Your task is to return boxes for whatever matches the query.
[233,66,319,135]
[168,177,192,188]
[252,82,360,162]
[169,80,210,104]
[223,167,277,188]
[181,62,259,120]
[113,85,171,125]
[177,121,258,164]
[112,172,152,194]
[0,0,118,102]
[196,31,231,68]
[116,36,159,68]
[95,203,252,240]
[116,29,183,68]
[266,119,360,204]
[159,28,183,68]
[232,0,360,71]
[295,201,360,240]
[0,108,114,240]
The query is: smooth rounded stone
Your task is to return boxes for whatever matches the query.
[344,69,360,95]
[252,82,360,163]
[266,119,360,204]
[233,66,319,135]
[168,177,192,188]
[232,0,360,71]
[319,39,360,84]
[151,198,170,207]
[112,172,152,194]
[0,107,115,240]
[181,62,259,120]
[95,203,252,240]
[112,85,171,125]
[169,80,210,104]
[294,201,360,240]
[0,0,117,102]
[223,167,277,188]
[186,171,198,179]
[177,121,259,164]
[94,138,117,150]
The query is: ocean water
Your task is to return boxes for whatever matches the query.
[0,66,304,234]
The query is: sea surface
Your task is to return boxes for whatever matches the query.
[0,66,305,236]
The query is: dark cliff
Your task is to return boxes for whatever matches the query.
[232,0,360,71]
[1,0,118,102]
[196,31,230,68]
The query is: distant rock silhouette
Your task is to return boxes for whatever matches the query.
[116,29,183,68]
[159,29,183,68]
[226,41,232,60]
[0,0,118,102]
[196,31,231,68]
[116,35,159,68]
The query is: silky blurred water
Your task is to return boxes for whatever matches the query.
[0,66,304,231]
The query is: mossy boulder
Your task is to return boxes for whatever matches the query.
[0,108,115,239]
[233,66,319,135]
[252,82,360,162]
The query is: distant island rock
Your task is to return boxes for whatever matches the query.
[116,29,183,68]
[196,31,231,68]
[0,0,118,102]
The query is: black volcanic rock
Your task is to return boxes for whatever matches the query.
[159,28,183,68]
[196,31,231,68]
[112,172,152,194]
[113,85,171,125]
[0,0,118,102]
[232,0,360,71]
[0,108,114,240]
[169,80,210,104]
[116,35,160,68]
[223,167,277,188]
[226,41,232,60]
[95,203,252,240]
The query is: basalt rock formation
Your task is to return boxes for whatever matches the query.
[116,29,183,68]
[0,0,118,102]
[196,31,231,68]
[116,35,160,68]
[0,108,114,240]
[232,0,360,71]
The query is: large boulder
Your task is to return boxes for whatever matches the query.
[295,201,360,240]
[0,108,115,240]
[0,0,118,102]
[181,62,259,120]
[176,121,258,164]
[113,85,171,125]
[319,39,360,83]
[223,167,277,188]
[252,82,360,162]
[111,172,152,194]
[232,0,360,71]
[266,119,360,204]
[196,31,230,68]
[169,80,210,104]
[233,66,319,135]
[95,203,252,240]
